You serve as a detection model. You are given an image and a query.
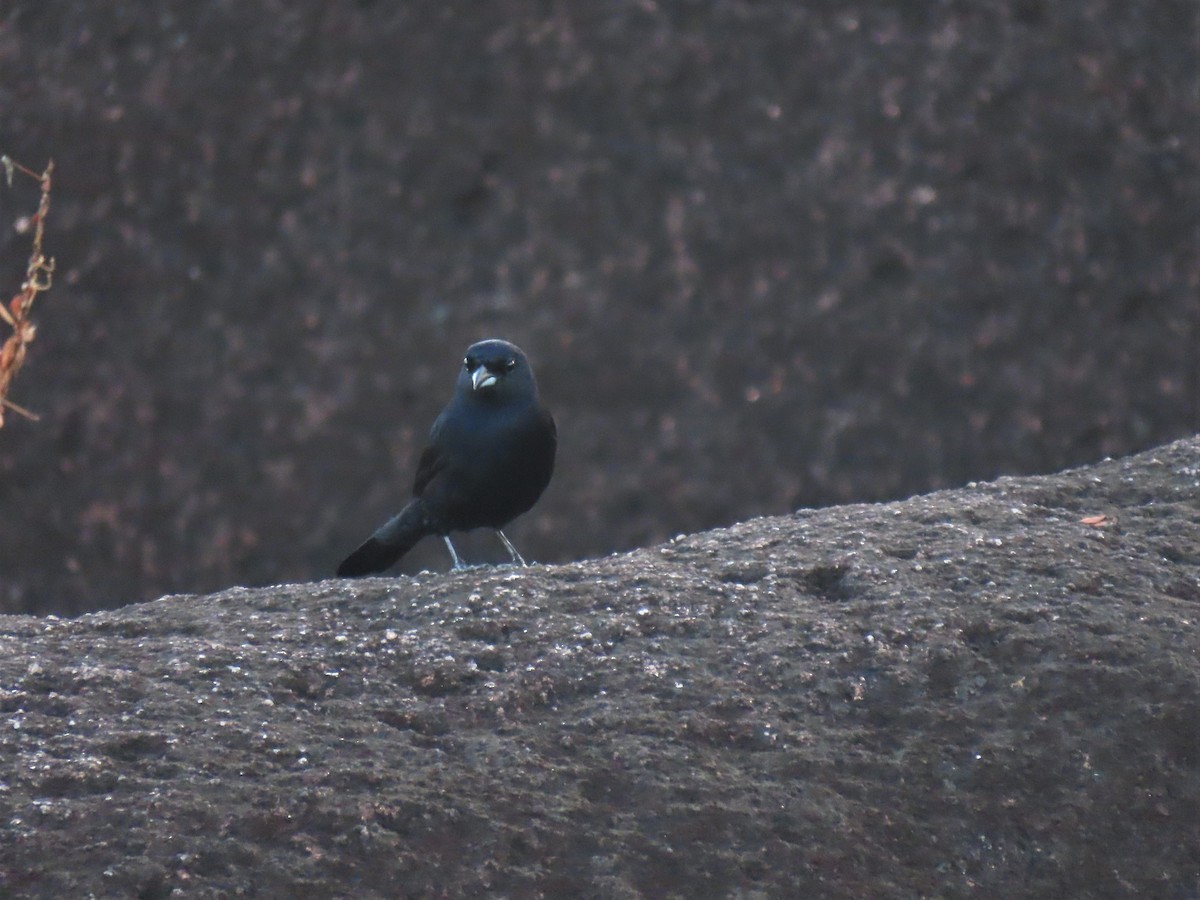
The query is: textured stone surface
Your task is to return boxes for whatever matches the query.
[0,2,1197,614]
[0,438,1196,897]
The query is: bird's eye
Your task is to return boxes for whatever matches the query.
[504,358,517,371]
[463,357,473,370]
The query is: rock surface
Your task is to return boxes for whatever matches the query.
[1,1,1197,613]
[1,437,1197,897]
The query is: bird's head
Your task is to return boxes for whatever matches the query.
[459,339,538,402]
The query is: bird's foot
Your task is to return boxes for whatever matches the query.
[442,535,469,569]
[495,530,528,566]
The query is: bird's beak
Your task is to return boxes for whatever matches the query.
[471,367,497,391]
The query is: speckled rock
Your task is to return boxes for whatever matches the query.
[0,437,1196,897]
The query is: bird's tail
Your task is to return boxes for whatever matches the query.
[336,499,434,577]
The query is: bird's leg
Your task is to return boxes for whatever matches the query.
[442,535,468,570]
[495,529,528,566]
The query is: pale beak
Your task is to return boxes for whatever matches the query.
[471,367,497,391]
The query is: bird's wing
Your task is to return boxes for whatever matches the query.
[411,443,448,497]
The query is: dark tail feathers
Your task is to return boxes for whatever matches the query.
[336,500,434,577]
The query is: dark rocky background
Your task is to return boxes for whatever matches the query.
[0,438,1196,897]
[0,2,1197,614]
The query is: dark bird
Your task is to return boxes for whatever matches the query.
[337,339,556,576]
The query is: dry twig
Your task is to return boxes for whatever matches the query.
[0,156,54,427]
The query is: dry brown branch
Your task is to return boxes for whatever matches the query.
[0,156,54,428]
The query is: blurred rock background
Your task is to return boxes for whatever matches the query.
[0,1,1196,614]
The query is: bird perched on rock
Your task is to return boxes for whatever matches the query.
[337,339,556,576]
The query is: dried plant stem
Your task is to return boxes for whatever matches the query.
[0,156,54,428]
